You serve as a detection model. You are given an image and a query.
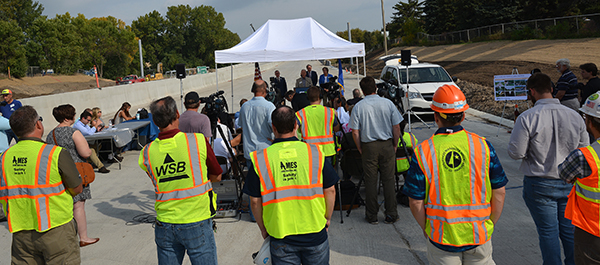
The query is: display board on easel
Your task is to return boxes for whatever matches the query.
[493,74,531,101]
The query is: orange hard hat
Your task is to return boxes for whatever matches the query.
[431,84,469,113]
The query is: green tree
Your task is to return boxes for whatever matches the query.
[26,14,84,74]
[336,28,383,52]
[423,0,457,34]
[136,5,240,71]
[131,11,166,73]
[0,20,27,77]
[388,0,424,39]
[0,0,44,31]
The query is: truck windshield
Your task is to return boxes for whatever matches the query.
[398,67,452,84]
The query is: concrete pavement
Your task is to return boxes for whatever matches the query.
[0,60,545,264]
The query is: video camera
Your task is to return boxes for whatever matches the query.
[266,77,280,105]
[377,80,405,113]
[200,90,228,120]
[321,76,341,102]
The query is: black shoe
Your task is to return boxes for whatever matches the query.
[0,216,7,222]
[98,167,110,174]
[115,155,123,162]
[384,215,399,224]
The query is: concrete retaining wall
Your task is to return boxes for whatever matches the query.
[20,62,279,135]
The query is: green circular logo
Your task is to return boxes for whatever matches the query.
[590,94,599,101]
[442,148,465,171]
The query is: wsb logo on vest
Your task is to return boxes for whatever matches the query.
[280,161,298,181]
[154,154,190,183]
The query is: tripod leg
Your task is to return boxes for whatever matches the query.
[410,110,431,128]
[346,176,364,217]
[337,181,344,224]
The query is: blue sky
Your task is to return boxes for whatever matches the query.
[38,0,399,39]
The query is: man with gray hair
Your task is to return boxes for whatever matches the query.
[139,96,222,265]
[554,58,579,111]
[347,88,363,106]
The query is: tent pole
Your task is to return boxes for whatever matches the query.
[231,64,234,113]
[363,56,366,79]
[216,62,219,92]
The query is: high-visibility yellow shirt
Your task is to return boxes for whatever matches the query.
[415,130,493,247]
[0,140,73,233]
[296,105,337,156]
[139,132,216,224]
[250,141,327,239]
[397,132,418,172]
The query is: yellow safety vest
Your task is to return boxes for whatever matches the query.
[566,141,600,237]
[296,105,336,156]
[397,132,418,173]
[250,141,327,239]
[139,132,216,224]
[0,140,74,233]
[415,130,493,247]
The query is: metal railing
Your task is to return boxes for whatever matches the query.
[417,13,600,44]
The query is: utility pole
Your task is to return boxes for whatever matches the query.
[381,0,388,55]
[348,22,353,65]
[138,39,144,77]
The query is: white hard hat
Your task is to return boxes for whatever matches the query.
[580,92,600,119]
[253,237,272,265]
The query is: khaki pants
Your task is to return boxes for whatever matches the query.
[12,219,80,265]
[427,239,495,265]
[361,139,398,221]
[88,150,104,169]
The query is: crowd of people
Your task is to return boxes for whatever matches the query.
[2,59,600,265]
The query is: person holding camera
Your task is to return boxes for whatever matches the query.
[179,91,212,138]
[508,73,588,265]
[296,86,340,165]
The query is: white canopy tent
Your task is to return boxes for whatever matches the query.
[214,17,366,106]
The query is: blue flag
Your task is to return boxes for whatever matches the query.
[338,59,344,94]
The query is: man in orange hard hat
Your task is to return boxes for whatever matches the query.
[403,84,508,264]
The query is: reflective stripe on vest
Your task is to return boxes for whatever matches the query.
[415,130,493,246]
[0,142,71,232]
[566,141,600,236]
[296,106,336,155]
[140,132,215,223]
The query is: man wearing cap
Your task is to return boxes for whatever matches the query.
[559,91,600,265]
[403,84,508,264]
[0,89,23,144]
[179,91,212,138]
[508,73,588,265]
[349,76,402,224]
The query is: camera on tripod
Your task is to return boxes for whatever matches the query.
[321,76,341,101]
[377,80,405,113]
[265,77,280,104]
[200,90,228,119]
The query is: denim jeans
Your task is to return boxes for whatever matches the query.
[523,176,574,265]
[270,237,330,265]
[154,218,218,265]
[247,160,256,222]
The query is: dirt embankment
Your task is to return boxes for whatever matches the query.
[0,74,115,99]
[362,38,600,119]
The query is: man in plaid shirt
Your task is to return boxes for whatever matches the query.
[559,91,600,265]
